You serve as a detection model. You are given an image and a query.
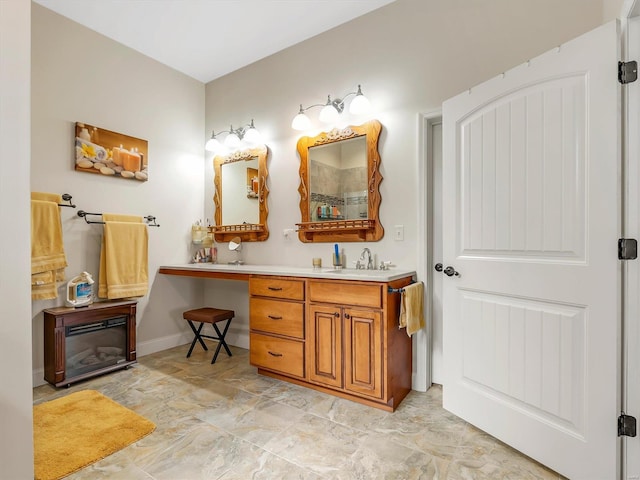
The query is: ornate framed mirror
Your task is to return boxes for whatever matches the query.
[296,120,383,242]
[212,145,269,242]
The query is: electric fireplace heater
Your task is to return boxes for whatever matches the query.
[44,301,137,387]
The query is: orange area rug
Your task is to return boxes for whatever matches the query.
[33,389,155,480]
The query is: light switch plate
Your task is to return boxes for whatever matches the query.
[394,225,404,241]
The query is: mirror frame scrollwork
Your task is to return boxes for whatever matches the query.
[296,119,383,242]
[212,145,269,243]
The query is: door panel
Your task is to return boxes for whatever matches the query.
[343,308,382,398]
[461,75,585,260]
[443,22,619,479]
[307,305,342,388]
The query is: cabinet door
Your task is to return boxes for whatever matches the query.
[308,304,342,388]
[343,307,382,399]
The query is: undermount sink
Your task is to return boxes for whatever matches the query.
[319,268,389,276]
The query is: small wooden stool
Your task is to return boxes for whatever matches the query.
[183,307,235,364]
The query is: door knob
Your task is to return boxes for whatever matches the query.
[443,266,460,277]
[435,263,443,272]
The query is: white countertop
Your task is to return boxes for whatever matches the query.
[159,263,416,282]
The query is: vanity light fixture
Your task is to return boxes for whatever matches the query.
[291,85,372,131]
[205,119,263,153]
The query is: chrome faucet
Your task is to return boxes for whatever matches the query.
[360,248,374,270]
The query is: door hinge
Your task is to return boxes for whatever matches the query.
[619,61,638,84]
[618,413,637,437]
[618,238,638,260]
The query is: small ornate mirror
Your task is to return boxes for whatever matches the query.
[212,145,269,242]
[297,120,383,242]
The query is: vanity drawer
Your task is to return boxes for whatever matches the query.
[308,281,382,308]
[250,333,304,378]
[250,298,304,338]
[250,276,305,300]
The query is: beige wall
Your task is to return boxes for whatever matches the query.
[603,0,625,21]
[30,4,206,384]
[203,0,604,386]
[0,1,34,476]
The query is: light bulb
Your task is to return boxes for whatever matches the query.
[243,126,263,146]
[292,112,311,131]
[349,92,372,115]
[224,131,241,150]
[205,136,221,152]
[319,103,340,124]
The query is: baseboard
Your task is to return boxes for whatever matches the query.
[136,331,192,357]
[33,368,46,388]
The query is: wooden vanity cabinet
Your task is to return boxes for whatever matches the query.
[307,280,388,402]
[306,277,413,411]
[249,274,413,411]
[249,276,306,379]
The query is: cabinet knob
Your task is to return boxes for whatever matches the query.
[333,312,340,317]
[344,313,351,319]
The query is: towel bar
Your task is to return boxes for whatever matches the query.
[77,210,160,227]
[58,193,76,208]
[388,280,416,293]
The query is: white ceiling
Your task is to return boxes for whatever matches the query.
[33,0,396,83]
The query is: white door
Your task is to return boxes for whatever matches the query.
[442,21,620,480]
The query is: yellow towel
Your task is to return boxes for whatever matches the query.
[31,196,67,300]
[31,191,63,203]
[399,282,425,337]
[98,214,148,299]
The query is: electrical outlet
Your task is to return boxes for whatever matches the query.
[394,225,404,241]
[283,228,295,239]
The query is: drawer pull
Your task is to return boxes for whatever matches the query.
[268,351,283,357]
[268,315,283,320]
[268,286,283,291]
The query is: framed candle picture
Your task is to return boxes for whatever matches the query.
[74,122,149,182]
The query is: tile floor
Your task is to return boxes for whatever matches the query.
[33,344,565,479]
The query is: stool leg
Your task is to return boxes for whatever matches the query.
[210,318,233,364]
[186,321,208,357]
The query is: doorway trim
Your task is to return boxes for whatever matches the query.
[416,110,442,391]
